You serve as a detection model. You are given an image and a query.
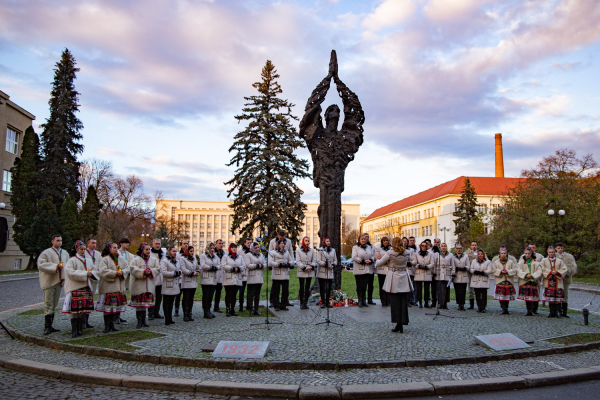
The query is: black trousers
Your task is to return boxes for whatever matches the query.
[431,277,438,306]
[454,283,467,305]
[181,288,196,316]
[162,294,175,323]
[213,283,222,310]
[153,285,163,316]
[500,300,510,309]
[298,277,312,304]
[224,285,238,311]
[354,274,369,301]
[318,278,332,305]
[272,280,289,308]
[436,280,448,308]
[238,281,247,307]
[414,281,431,304]
[475,288,487,310]
[247,283,262,310]
[175,284,182,311]
[409,275,416,304]
[378,274,388,305]
[389,292,410,325]
[367,273,375,301]
[201,285,216,312]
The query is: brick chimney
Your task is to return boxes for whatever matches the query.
[495,133,504,178]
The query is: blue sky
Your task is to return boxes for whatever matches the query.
[1,0,599,215]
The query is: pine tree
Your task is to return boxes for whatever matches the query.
[226,60,309,246]
[40,48,84,211]
[80,185,102,240]
[60,195,80,251]
[452,177,479,246]
[29,196,62,256]
[10,126,43,264]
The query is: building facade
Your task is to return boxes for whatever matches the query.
[361,176,524,245]
[156,200,361,252]
[0,90,35,271]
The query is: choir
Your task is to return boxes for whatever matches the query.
[37,231,577,338]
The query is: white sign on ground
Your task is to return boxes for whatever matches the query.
[212,341,270,359]
[475,333,530,351]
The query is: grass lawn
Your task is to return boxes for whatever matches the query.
[573,277,600,285]
[19,309,45,316]
[547,333,600,346]
[66,330,165,351]
[0,269,37,275]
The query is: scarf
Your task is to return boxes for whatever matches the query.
[419,250,429,257]
[166,254,177,265]
[409,245,417,250]
[241,245,250,254]
[215,249,224,259]
[525,258,532,273]
[382,245,392,251]
[151,247,164,259]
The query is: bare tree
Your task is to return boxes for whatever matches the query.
[78,158,114,207]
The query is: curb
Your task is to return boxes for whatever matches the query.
[2,353,600,398]
[6,325,600,371]
[571,287,600,295]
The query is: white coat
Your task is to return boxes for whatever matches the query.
[557,252,577,284]
[380,250,412,293]
[519,253,545,283]
[118,249,135,289]
[37,247,69,290]
[64,255,93,295]
[214,249,227,284]
[515,257,542,287]
[268,249,294,281]
[200,252,221,285]
[375,245,393,275]
[469,259,493,289]
[492,259,517,285]
[222,253,246,286]
[98,256,129,294]
[406,247,416,276]
[149,248,167,286]
[160,256,181,295]
[129,256,160,297]
[316,247,337,279]
[239,247,251,283]
[412,251,434,282]
[432,251,455,281]
[352,244,376,275]
[452,253,471,284]
[540,258,568,290]
[244,251,266,285]
[179,255,200,289]
[269,237,293,254]
[295,247,316,278]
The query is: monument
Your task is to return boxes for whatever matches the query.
[300,50,365,289]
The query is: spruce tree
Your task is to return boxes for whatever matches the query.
[29,196,62,256]
[453,177,479,246]
[80,185,102,240]
[10,126,44,263]
[40,48,84,211]
[60,195,80,250]
[226,60,309,246]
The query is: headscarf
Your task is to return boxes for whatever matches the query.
[477,249,486,262]
[322,237,331,252]
[228,243,238,259]
[137,242,149,258]
[205,242,215,257]
[301,236,310,251]
[185,246,194,261]
[71,240,86,257]
[380,236,391,251]
[250,242,261,255]
[101,242,115,257]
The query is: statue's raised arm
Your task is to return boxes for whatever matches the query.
[334,74,364,143]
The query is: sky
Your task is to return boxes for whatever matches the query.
[1,0,599,217]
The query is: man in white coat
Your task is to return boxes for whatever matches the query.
[84,238,102,328]
[149,239,166,319]
[116,237,135,323]
[555,242,577,318]
[37,234,69,335]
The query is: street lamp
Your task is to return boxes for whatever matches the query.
[440,226,451,244]
[548,209,566,243]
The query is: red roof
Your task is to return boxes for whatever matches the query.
[364,176,525,222]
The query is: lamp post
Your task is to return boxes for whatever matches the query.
[440,226,451,244]
[547,209,566,244]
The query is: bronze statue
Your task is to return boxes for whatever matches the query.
[300,50,365,289]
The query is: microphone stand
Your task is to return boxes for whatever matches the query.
[0,319,14,339]
[425,249,459,320]
[251,254,282,330]
[315,247,343,329]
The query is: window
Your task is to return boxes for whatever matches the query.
[200,215,205,221]
[207,224,211,229]
[171,207,176,214]
[222,224,226,228]
[14,259,21,270]
[193,232,197,237]
[222,216,226,221]
[207,233,211,238]
[193,215,197,220]
[200,241,205,246]
[185,215,190,220]
[199,232,204,237]
[2,170,11,192]
[193,224,198,228]
[5,127,19,154]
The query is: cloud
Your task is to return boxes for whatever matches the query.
[362,0,417,31]
[142,156,229,175]
[96,148,126,156]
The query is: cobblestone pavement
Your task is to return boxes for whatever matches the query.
[0,367,228,400]
[0,277,50,311]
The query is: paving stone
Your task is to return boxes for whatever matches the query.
[341,382,434,399]
[433,376,527,394]
[299,385,341,399]
[122,376,200,392]
[60,369,124,386]
[196,380,300,397]
[4,358,71,378]
[524,368,600,387]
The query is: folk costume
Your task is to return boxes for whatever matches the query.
[128,243,160,328]
[375,237,392,307]
[160,252,181,325]
[352,241,376,307]
[519,251,545,314]
[296,237,316,310]
[316,239,337,309]
[149,246,166,319]
[452,252,470,310]
[96,244,129,333]
[540,255,568,318]
[212,247,226,313]
[412,249,434,308]
[37,244,69,335]
[200,243,220,319]
[557,250,577,318]
[63,241,95,338]
[238,244,251,312]
[516,252,542,316]
[492,257,517,314]
[83,246,102,328]
[379,244,412,333]
[179,248,200,322]
[222,244,246,316]
[469,253,492,313]
[433,250,454,310]
[268,240,295,311]
[244,243,266,316]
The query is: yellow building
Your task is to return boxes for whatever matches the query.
[0,90,36,271]
[156,200,361,251]
[361,176,524,245]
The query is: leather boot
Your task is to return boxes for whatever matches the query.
[110,314,119,331]
[562,303,570,318]
[77,317,84,336]
[525,302,533,316]
[230,304,238,316]
[136,311,143,329]
[83,313,93,329]
[424,302,431,308]
[70,319,78,338]
[249,309,255,316]
[204,309,212,319]
[391,323,402,333]
[254,306,261,316]
[468,299,475,310]
[114,313,121,325]
[188,309,195,321]
[141,312,149,327]
[183,304,190,321]
[102,315,111,333]
[547,304,555,318]
[43,314,53,335]
[533,302,539,314]
[174,307,180,317]
[148,307,154,320]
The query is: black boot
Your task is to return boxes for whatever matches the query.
[424,302,431,308]
[77,317,84,336]
[254,305,261,316]
[562,303,570,318]
[136,311,143,329]
[525,302,533,316]
[533,302,539,315]
[71,319,79,338]
[119,316,127,323]
[142,312,149,327]
[468,299,475,310]
[183,304,190,321]
[148,307,154,320]
[102,315,111,333]
[83,313,93,329]
[204,309,212,319]
[174,307,180,317]
[391,323,402,332]
[188,309,195,321]
[43,314,54,335]
[114,313,121,325]
[547,304,555,318]
[110,314,119,331]
[230,305,238,316]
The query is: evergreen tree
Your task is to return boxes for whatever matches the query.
[29,196,62,256]
[80,185,101,240]
[225,60,309,246]
[40,48,84,211]
[60,195,80,251]
[10,126,43,264]
[452,177,479,246]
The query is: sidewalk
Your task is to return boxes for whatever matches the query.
[0,272,39,283]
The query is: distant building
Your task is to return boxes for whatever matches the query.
[362,176,525,245]
[156,200,361,251]
[0,90,35,271]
